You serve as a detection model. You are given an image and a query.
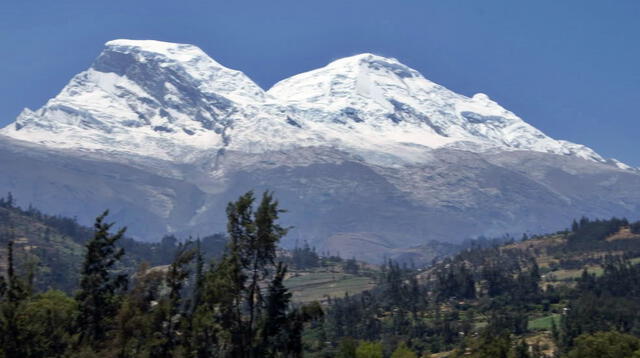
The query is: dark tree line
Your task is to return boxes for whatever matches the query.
[0,191,322,358]
[567,216,629,249]
[559,256,640,351]
[4,191,640,357]
[311,216,640,357]
[0,193,227,292]
[288,242,321,270]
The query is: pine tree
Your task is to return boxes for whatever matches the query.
[2,240,28,357]
[191,239,205,314]
[355,341,384,358]
[113,263,163,358]
[6,240,26,304]
[156,244,196,357]
[336,337,358,358]
[75,210,128,349]
[188,231,249,357]
[184,239,205,354]
[260,261,292,356]
[189,191,292,358]
[4,192,14,208]
[391,342,418,358]
[225,191,288,356]
[343,257,359,274]
[16,290,77,357]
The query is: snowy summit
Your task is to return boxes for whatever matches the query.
[0,39,628,169]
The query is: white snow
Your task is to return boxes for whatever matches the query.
[0,40,630,170]
[105,39,266,105]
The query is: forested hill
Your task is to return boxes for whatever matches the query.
[422,216,640,287]
[0,193,377,301]
[305,216,640,357]
[0,194,226,291]
[0,191,331,357]
[4,189,640,357]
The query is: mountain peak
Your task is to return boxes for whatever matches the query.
[267,52,426,107]
[0,40,627,169]
[95,39,229,83]
[102,39,220,66]
[106,38,198,50]
[93,39,265,105]
[325,52,421,79]
[326,52,397,65]
[0,39,269,159]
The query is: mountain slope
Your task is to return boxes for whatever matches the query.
[267,53,610,166]
[0,39,638,260]
[1,40,629,169]
[3,40,266,160]
[0,197,228,291]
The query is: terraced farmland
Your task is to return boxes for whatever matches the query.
[285,270,376,303]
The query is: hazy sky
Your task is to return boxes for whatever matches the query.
[1,1,638,165]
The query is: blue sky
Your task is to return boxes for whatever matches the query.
[1,1,638,165]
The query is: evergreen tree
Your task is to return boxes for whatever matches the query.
[155,245,196,357]
[566,331,640,358]
[16,290,77,358]
[225,191,288,356]
[191,239,205,315]
[2,192,15,208]
[291,242,320,269]
[261,262,292,356]
[355,341,383,358]
[2,240,28,357]
[113,263,163,358]
[192,252,246,357]
[391,342,418,358]
[336,337,358,358]
[6,240,26,304]
[75,210,128,349]
[343,257,359,274]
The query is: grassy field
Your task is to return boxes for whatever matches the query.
[528,314,560,331]
[285,271,376,303]
[547,265,604,281]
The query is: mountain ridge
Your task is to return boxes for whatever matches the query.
[1,39,631,170]
[0,39,638,256]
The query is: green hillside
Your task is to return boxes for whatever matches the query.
[0,196,226,292]
[3,190,640,357]
[303,217,640,357]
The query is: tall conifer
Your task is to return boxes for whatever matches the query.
[76,210,127,348]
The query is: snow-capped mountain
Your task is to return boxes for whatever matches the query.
[1,39,638,261]
[268,53,608,165]
[4,40,266,160]
[0,40,627,169]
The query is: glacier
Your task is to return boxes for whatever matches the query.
[1,39,638,262]
[0,40,623,168]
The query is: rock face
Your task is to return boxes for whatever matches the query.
[1,39,638,262]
